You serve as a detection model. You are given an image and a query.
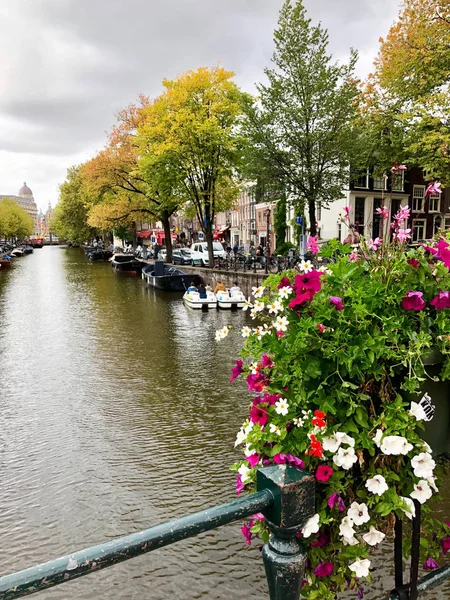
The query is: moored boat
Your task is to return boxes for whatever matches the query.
[21,245,34,254]
[0,254,12,268]
[142,263,201,291]
[89,249,113,262]
[111,254,144,274]
[10,248,24,257]
[215,289,246,310]
[183,290,218,310]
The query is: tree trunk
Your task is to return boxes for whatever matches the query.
[204,200,214,268]
[161,211,173,262]
[308,199,317,237]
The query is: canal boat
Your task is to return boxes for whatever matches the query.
[111,254,144,274]
[0,254,12,268]
[142,263,201,291]
[21,245,34,254]
[10,247,24,257]
[89,249,113,262]
[183,290,218,310]
[215,289,246,310]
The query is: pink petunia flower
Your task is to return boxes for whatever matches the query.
[261,354,274,368]
[401,291,426,311]
[311,531,330,547]
[407,258,420,268]
[241,523,252,545]
[246,372,269,392]
[435,239,450,269]
[330,296,344,311]
[328,492,345,511]
[313,562,334,577]
[423,557,439,570]
[236,474,245,495]
[249,404,268,427]
[273,453,305,469]
[230,359,243,383]
[316,465,334,482]
[430,291,450,310]
[277,276,292,289]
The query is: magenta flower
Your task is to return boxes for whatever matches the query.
[316,465,334,482]
[343,206,351,220]
[230,359,243,383]
[307,235,320,255]
[394,205,411,223]
[273,453,305,469]
[249,404,268,427]
[431,291,450,310]
[368,237,382,251]
[263,393,281,406]
[261,353,274,368]
[423,556,439,570]
[311,531,329,547]
[313,562,334,577]
[277,276,292,289]
[358,584,365,599]
[236,474,245,495]
[376,206,390,220]
[246,453,260,468]
[441,536,450,555]
[330,296,344,311]
[241,522,252,545]
[246,372,268,392]
[425,181,442,197]
[328,493,345,512]
[401,291,426,311]
[407,258,420,268]
[435,238,450,268]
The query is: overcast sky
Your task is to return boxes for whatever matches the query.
[0,0,401,211]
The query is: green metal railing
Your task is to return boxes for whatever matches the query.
[0,465,448,600]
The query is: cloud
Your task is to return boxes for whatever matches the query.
[0,0,401,210]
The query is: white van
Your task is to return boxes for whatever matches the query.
[190,242,225,267]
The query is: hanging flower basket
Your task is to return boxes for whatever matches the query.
[222,206,450,599]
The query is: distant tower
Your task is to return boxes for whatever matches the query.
[17,182,38,234]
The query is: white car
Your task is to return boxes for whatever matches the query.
[190,242,225,267]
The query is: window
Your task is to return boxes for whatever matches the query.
[391,171,404,192]
[353,169,369,188]
[428,193,441,212]
[391,198,401,219]
[412,219,426,242]
[354,197,365,235]
[317,202,322,220]
[373,170,387,190]
[445,217,450,230]
[412,185,425,212]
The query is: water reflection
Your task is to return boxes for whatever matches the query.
[0,248,447,599]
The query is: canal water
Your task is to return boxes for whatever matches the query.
[0,247,448,599]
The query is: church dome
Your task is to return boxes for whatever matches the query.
[18,182,33,197]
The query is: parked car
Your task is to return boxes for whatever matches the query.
[190,242,225,267]
[172,248,192,265]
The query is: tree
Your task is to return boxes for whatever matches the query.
[51,165,97,244]
[84,97,179,260]
[137,67,248,268]
[245,0,361,236]
[367,0,450,183]
[0,198,33,240]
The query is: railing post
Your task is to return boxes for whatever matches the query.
[257,466,315,600]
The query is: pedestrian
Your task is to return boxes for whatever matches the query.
[233,243,238,256]
[214,280,226,293]
[229,280,240,294]
[198,283,207,299]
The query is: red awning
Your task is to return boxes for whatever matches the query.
[137,231,152,238]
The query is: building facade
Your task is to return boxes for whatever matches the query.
[0,182,38,233]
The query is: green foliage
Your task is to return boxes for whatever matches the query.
[0,198,33,239]
[51,165,97,244]
[231,226,450,597]
[245,0,361,236]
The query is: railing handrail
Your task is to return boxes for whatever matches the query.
[0,489,274,599]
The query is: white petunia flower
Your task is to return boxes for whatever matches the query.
[363,526,385,546]
[278,286,293,299]
[273,316,289,332]
[343,535,359,546]
[339,516,355,539]
[323,432,355,453]
[365,474,389,496]
[269,423,281,436]
[235,427,247,447]
[400,496,416,520]
[409,402,428,421]
[268,300,284,314]
[410,480,433,504]
[299,259,313,273]
[347,502,370,526]
[241,326,252,338]
[349,559,371,578]
[380,435,413,456]
[302,514,320,538]
[427,476,439,493]
[253,299,265,312]
[252,286,265,299]
[243,444,255,457]
[275,398,289,416]
[293,417,304,427]
[333,446,358,470]
[421,442,432,453]
[373,429,384,448]
[411,452,435,479]
[238,464,252,483]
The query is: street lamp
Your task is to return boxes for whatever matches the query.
[265,208,271,274]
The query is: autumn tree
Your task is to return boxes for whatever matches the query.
[51,165,97,244]
[367,0,450,182]
[137,67,248,268]
[0,198,33,240]
[245,0,360,236]
[84,97,179,260]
